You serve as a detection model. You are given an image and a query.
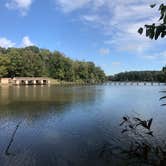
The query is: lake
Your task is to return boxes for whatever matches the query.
[0,85,166,166]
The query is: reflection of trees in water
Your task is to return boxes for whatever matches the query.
[0,86,104,122]
[0,86,103,104]
[0,86,104,166]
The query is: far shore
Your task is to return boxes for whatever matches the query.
[0,77,104,86]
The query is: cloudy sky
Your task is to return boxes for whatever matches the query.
[1,0,166,75]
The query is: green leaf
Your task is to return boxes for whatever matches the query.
[121,129,128,134]
[147,118,153,129]
[161,32,165,38]
[150,4,156,8]
[138,27,143,35]
[155,27,161,40]
[123,116,128,121]
[146,131,153,136]
[159,12,164,20]
[160,96,166,100]
[164,15,166,24]
[159,4,164,11]
[150,29,155,39]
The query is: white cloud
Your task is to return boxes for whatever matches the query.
[6,0,33,16]
[55,0,91,12]
[112,62,121,66]
[0,37,15,48]
[21,36,34,47]
[142,51,166,60]
[99,48,110,55]
[56,0,166,54]
[82,14,99,22]
[141,55,157,60]
[0,36,35,48]
[56,0,108,12]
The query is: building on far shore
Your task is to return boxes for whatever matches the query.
[0,77,50,85]
[0,78,12,84]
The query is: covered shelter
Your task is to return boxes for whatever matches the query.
[12,77,50,85]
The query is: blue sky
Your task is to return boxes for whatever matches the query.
[1,0,166,75]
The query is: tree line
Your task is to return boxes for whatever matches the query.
[0,46,106,83]
[109,70,166,82]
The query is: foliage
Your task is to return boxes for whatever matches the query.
[0,54,10,77]
[110,3,166,165]
[119,116,166,165]
[138,4,166,40]
[96,115,166,165]
[109,70,166,82]
[0,46,106,83]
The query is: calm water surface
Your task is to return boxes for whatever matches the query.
[0,85,166,166]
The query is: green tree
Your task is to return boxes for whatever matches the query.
[8,48,24,77]
[109,71,165,82]
[63,58,75,82]
[0,55,10,77]
[0,46,106,83]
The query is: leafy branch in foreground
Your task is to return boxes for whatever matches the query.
[160,90,166,106]
[119,116,166,166]
[98,114,166,165]
[138,4,166,40]
[97,90,166,165]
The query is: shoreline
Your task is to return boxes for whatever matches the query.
[0,78,104,86]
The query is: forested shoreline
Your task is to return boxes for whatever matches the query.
[0,46,106,83]
[109,70,166,82]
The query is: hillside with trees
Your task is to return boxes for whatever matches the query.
[0,46,106,83]
[109,70,166,82]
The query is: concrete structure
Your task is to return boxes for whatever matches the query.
[0,78,12,84]
[0,77,50,85]
[12,77,50,85]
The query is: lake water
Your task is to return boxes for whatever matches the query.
[0,85,166,166]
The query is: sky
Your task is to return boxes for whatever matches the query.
[0,0,166,75]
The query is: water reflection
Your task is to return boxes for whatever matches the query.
[0,85,103,119]
[0,85,166,166]
[0,85,103,104]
